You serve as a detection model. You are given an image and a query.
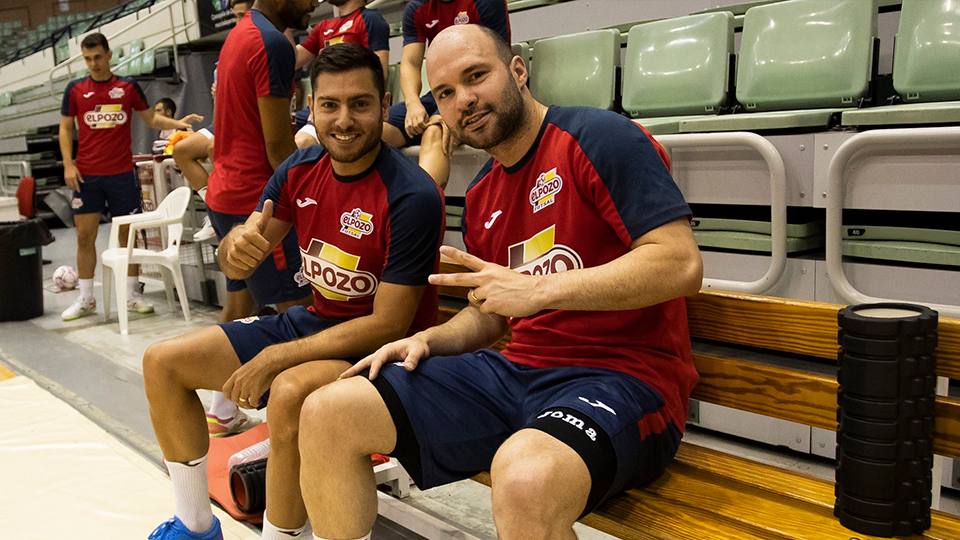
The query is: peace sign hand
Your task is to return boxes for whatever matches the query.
[428,246,549,318]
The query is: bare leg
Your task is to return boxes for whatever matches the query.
[265,360,351,529]
[172,132,213,191]
[382,123,408,148]
[490,429,592,540]
[418,123,450,189]
[275,292,314,314]
[299,377,397,538]
[142,326,243,461]
[218,288,258,324]
[74,213,101,280]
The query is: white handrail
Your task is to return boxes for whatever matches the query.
[655,131,788,294]
[825,126,960,318]
[46,0,189,97]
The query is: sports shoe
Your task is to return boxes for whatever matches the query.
[61,296,96,321]
[206,410,261,438]
[128,295,155,314]
[193,215,216,242]
[149,516,222,540]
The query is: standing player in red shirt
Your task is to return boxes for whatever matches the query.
[143,44,442,540]
[59,33,201,322]
[296,25,703,540]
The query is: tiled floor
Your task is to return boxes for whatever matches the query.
[1,223,957,539]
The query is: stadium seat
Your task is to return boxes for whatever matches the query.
[530,29,620,110]
[680,0,878,133]
[387,64,402,104]
[0,91,11,107]
[511,41,531,68]
[622,12,734,135]
[140,48,155,74]
[842,0,960,127]
[128,39,144,75]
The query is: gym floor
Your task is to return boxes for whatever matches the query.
[0,223,956,538]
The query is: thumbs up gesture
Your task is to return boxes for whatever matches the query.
[224,200,275,273]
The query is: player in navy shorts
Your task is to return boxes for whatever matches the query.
[142,44,443,540]
[59,32,201,322]
[296,26,703,540]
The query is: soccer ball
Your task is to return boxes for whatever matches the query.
[53,265,79,291]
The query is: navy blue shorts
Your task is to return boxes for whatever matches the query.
[374,350,683,516]
[386,93,438,147]
[71,170,142,216]
[207,208,309,305]
[220,305,343,406]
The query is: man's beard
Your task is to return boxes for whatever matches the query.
[280,3,312,30]
[453,80,525,150]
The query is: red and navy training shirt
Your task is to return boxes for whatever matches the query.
[259,144,445,332]
[403,0,510,46]
[207,9,295,215]
[463,106,697,436]
[60,75,149,176]
[301,7,390,56]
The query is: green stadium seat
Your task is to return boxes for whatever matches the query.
[530,29,619,110]
[511,42,531,65]
[141,48,155,74]
[387,64,402,104]
[1,92,12,107]
[622,12,734,135]
[842,0,960,127]
[681,0,878,133]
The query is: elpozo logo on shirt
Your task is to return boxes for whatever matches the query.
[83,104,128,129]
[529,167,562,213]
[508,225,582,276]
[454,11,470,24]
[340,208,374,239]
[300,238,378,300]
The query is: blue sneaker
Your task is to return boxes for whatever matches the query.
[149,516,223,540]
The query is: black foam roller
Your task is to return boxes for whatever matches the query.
[838,303,937,338]
[230,458,267,514]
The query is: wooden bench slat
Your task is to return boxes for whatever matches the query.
[686,291,960,380]
[675,444,960,540]
[690,351,838,430]
[935,396,960,460]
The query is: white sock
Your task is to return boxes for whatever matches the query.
[79,278,94,301]
[262,514,310,540]
[197,186,207,202]
[208,391,239,420]
[313,534,369,540]
[127,276,139,297]
[166,455,214,533]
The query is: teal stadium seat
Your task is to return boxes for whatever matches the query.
[128,39,144,75]
[141,48,155,74]
[622,12,734,135]
[387,64,403,105]
[530,29,619,110]
[842,0,960,127]
[511,42,531,66]
[1,92,12,108]
[680,0,878,133]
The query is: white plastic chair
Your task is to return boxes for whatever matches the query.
[101,186,192,334]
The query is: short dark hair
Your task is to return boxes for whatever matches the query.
[80,32,109,51]
[309,43,385,100]
[156,97,176,116]
[229,0,251,8]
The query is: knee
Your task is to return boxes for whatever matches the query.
[298,382,361,450]
[142,340,179,391]
[76,227,97,248]
[420,123,443,148]
[490,440,567,519]
[269,371,320,441]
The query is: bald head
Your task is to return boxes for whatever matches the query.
[426,24,514,80]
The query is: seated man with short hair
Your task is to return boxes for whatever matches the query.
[143,43,444,540]
[296,25,702,540]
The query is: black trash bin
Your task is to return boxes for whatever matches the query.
[0,219,54,321]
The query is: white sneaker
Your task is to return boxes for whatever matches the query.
[127,295,155,314]
[61,296,96,321]
[193,215,216,242]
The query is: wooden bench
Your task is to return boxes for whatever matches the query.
[436,258,960,539]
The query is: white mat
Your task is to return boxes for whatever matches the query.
[0,376,258,540]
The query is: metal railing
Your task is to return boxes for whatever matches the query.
[47,0,190,98]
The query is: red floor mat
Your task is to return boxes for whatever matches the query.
[207,423,269,524]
